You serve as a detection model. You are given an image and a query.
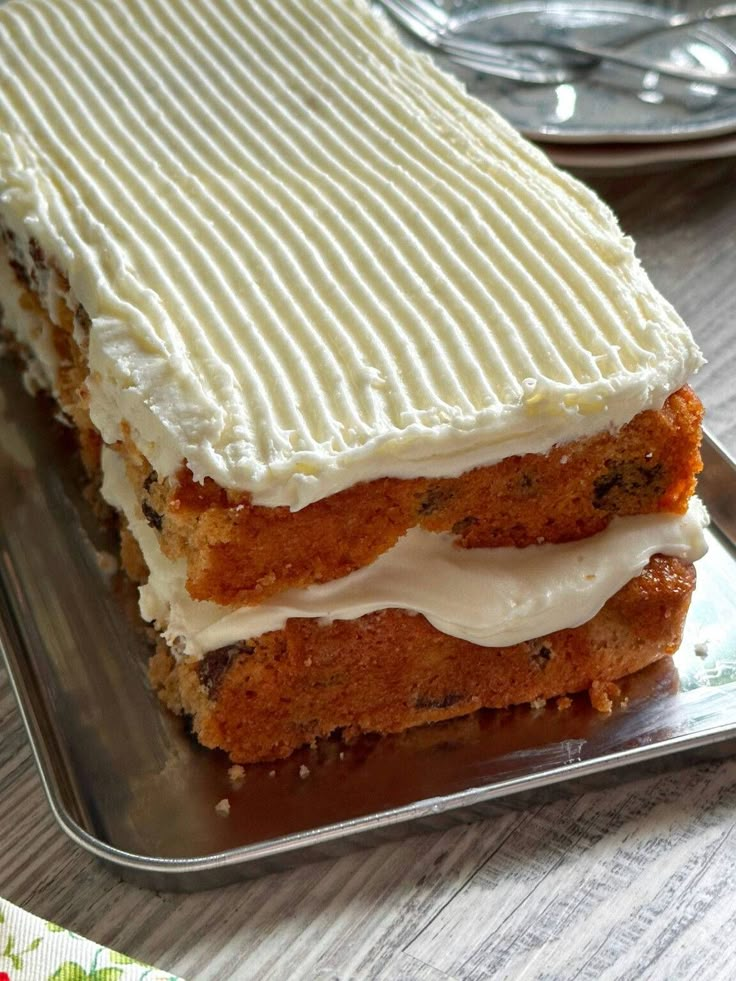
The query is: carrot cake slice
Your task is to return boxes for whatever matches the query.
[0,0,707,762]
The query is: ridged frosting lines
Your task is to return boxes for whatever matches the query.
[271,1,614,376]
[208,0,577,394]
[134,0,502,416]
[286,1,662,375]
[0,0,702,507]
[4,1,373,454]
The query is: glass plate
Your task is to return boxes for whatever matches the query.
[542,128,736,168]
[404,1,736,142]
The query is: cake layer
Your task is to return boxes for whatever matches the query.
[0,0,702,508]
[150,555,696,762]
[0,242,59,395]
[0,0,708,773]
[0,240,705,606]
[141,387,703,604]
[102,444,708,658]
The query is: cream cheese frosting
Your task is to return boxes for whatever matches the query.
[101,447,709,659]
[0,0,703,509]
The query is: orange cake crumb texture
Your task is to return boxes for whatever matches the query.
[133,387,702,606]
[149,555,695,763]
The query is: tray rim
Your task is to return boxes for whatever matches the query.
[1,428,735,883]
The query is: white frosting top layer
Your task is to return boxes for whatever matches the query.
[101,447,709,659]
[0,0,702,508]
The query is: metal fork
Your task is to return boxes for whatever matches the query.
[380,0,736,87]
[380,0,593,83]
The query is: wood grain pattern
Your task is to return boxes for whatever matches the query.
[1,158,735,981]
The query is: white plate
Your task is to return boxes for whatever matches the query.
[427,1,736,142]
[542,127,736,167]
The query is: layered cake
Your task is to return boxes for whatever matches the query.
[0,0,707,762]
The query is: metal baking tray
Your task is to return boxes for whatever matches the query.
[1,358,735,891]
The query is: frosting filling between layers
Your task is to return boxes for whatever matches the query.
[101,448,709,660]
[0,0,703,509]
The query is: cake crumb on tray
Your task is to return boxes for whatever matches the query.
[228,765,245,786]
[589,681,622,714]
[215,798,231,818]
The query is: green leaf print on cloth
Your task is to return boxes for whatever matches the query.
[0,908,43,971]
[48,966,123,981]
[0,898,184,981]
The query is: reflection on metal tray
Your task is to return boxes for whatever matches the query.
[0,359,735,891]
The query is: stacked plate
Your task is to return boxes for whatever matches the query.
[428,1,736,171]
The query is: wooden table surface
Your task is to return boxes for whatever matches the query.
[1,158,735,981]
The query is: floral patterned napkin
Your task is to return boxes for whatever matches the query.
[0,898,184,981]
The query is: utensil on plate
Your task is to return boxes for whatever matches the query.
[382,0,594,82]
[380,0,736,87]
[481,1,736,39]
